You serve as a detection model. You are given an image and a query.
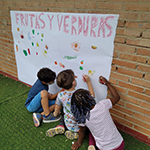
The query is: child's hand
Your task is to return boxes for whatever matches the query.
[82,74,91,83]
[99,76,108,85]
[71,141,81,150]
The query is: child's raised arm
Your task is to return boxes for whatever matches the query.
[83,75,95,97]
[99,76,120,106]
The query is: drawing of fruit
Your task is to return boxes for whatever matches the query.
[74,43,78,48]
[91,45,97,49]
[88,70,95,76]
[45,45,48,49]
[20,35,24,39]
[71,42,81,52]
[16,45,18,52]
[59,62,65,68]
[55,61,57,65]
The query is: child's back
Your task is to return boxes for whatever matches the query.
[46,69,79,140]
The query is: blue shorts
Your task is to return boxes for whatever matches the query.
[27,91,55,113]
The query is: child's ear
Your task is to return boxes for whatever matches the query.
[72,80,76,86]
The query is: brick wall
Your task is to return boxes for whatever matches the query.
[0,0,150,145]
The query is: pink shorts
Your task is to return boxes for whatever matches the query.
[113,140,124,150]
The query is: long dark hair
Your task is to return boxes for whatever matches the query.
[71,89,96,124]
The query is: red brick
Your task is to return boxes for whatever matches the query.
[148,59,150,65]
[134,125,150,137]
[97,2,123,10]
[120,94,139,105]
[75,2,96,9]
[124,126,149,143]
[118,81,144,93]
[111,66,116,71]
[111,114,133,127]
[40,2,55,7]
[125,4,150,12]
[144,73,150,80]
[125,21,150,29]
[111,0,138,1]
[134,112,150,123]
[9,6,21,11]
[119,53,147,63]
[145,89,150,95]
[117,68,143,78]
[57,2,74,8]
[110,72,129,82]
[139,101,150,110]
[142,30,150,39]
[113,85,127,95]
[112,59,136,69]
[116,28,141,37]
[114,43,135,54]
[141,0,150,2]
[131,78,150,88]
[113,51,118,58]
[117,99,125,106]
[110,108,125,118]
[109,78,117,85]
[126,102,150,115]
[113,104,134,116]
[124,115,150,129]
[114,36,126,43]
[86,10,109,14]
[128,90,150,103]
[118,11,138,20]
[137,64,150,73]
[139,13,150,21]
[117,20,125,27]
[137,47,150,56]
[126,38,150,48]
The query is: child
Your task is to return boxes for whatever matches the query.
[71,76,124,150]
[25,67,61,127]
[46,69,93,140]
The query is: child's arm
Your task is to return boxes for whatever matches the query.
[71,126,87,150]
[83,75,95,97]
[53,104,62,117]
[48,89,64,100]
[99,76,120,106]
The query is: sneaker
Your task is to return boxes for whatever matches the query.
[88,145,96,150]
[46,125,65,137]
[64,130,79,140]
[33,113,43,127]
[43,113,61,123]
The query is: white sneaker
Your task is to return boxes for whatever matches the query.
[88,145,96,150]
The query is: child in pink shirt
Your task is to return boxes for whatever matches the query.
[71,75,124,150]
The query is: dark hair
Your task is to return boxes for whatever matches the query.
[56,69,74,90]
[37,67,56,83]
[71,89,96,124]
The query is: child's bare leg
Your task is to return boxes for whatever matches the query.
[41,90,50,116]
[41,105,55,116]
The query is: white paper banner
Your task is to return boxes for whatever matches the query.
[10,11,119,102]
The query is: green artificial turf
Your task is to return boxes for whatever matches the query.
[0,74,149,150]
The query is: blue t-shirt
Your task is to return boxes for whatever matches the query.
[25,79,48,107]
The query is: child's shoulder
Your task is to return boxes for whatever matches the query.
[58,90,73,97]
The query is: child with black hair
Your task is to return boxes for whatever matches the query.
[25,67,61,127]
[71,75,124,150]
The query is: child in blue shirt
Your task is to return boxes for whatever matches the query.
[25,67,61,127]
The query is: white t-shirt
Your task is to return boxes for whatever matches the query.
[56,90,79,132]
[79,99,123,150]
